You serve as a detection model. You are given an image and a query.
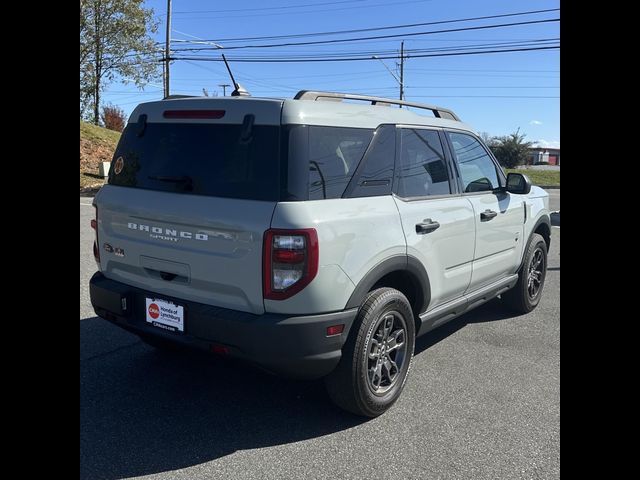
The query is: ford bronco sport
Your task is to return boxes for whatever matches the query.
[89,90,550,417]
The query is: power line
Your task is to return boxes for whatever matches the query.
[173,8,560,43]
[170,0,370,14]
[167,19,560,51]
[410,95,559,98]
[406,72,560,78]
[168,68,558,82]
[169,0,430,20]
[172,45,560,63]
[406,86,559,89]
[172,38,560,57]
[172,38,559,55]
[113,10,561,62]
[104,91,161,94]
[406,68,559,73]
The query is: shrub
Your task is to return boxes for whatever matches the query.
[491,129,533,168]
[100,104,127,132]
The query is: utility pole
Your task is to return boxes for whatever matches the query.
[164,0,172,98]
[162,56,166,97]
[399,41,405,103]
[219,84,231,96]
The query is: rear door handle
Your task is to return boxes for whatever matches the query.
[415,219,440,234]
[481,209,498,221]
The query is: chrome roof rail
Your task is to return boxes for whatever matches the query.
[293,90,460,121]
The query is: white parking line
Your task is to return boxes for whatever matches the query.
[80,203,92,206]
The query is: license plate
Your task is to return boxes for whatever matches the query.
[145,297,184,333]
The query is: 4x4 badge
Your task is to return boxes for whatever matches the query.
[113,156,124,175]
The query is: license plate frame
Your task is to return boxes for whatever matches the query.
[145,297,185,333]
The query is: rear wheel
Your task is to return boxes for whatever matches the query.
[324,288,415,417]
[502,233,547,313]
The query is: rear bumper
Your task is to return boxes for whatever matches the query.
[89,272,357,379]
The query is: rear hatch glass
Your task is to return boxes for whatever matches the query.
[108,122,280,201]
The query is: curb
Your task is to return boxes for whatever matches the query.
[80,185,103,195]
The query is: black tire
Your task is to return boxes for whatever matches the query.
[502,233,548,314]
[324,287,415,417]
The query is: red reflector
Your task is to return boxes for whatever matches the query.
[211,344,230,355]
[273,249,305,263]
[163,109,225,119]
[326,324,344,336]
[90,219,97,230]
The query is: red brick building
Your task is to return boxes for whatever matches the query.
[527,147,560,166]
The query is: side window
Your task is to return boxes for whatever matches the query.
[447,132,500,193]
[308,126,373,200]
[348,125,395,198]
[397,128,450,197]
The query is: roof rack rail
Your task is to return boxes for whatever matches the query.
[293,90,460,121]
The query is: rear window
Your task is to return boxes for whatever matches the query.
[108,122,281,201]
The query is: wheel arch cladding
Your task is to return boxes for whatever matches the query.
[534,216,551,251]
[518,215,551,272]
[345,255,431,324]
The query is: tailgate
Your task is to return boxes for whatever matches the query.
[95,185,275,314]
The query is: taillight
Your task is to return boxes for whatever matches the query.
[263,229,318,300]
[91,206,100,268]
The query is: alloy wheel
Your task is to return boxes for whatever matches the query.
[366,311,408,395]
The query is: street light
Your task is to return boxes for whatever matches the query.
[170,37,226,96]
[372,54,404,106]
[172,39,224,49]
[372,55,401,84]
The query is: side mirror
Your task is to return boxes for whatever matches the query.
[506,172,532,194]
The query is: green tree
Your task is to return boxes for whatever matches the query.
[491,129,533,168]
[80,0,160,124]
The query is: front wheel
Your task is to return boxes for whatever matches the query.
[502,233,548,313]
[324,288,415,417]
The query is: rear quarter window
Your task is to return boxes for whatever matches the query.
[284,126,374,200]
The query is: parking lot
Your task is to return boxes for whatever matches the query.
[547,189,560,212]
[80,195,560,480]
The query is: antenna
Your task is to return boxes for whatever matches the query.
[221,54,238,91]
[221,54,250,96]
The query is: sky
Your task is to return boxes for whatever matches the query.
[102,0,560,148]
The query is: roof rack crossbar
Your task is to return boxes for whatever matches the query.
[293,90,460,121]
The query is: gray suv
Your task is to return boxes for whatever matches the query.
[89,90,550,417]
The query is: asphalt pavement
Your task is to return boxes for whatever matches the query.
[546,189,560,213]
[80,195,560,480]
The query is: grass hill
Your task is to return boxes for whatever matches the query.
[80,121,120,191]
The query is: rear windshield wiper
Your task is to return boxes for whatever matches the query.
[148,175,194,191]
[148,175,193,184]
